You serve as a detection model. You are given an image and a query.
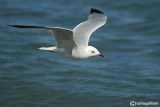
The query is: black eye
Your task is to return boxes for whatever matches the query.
[91,51,95,53]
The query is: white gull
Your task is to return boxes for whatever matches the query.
[8,8,107,60]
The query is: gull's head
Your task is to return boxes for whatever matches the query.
[88,46,105,58]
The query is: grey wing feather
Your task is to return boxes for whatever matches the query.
[50,27,77,49]
[73,10,107,46]
[8,25,77,49]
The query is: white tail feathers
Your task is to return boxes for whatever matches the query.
[38,47,56,51]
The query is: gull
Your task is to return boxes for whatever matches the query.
[8,8,107,60]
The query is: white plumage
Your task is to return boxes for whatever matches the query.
[8,8,107,60]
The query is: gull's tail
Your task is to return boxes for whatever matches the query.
[38,47,57,52]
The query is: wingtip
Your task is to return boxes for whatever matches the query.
[7,25,19,28]
[90,8,104,14]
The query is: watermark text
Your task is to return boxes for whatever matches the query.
[130,101,158,106]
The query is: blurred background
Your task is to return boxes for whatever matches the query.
[0,0,160,107]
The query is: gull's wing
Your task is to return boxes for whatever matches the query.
[49,27,77,49]
[8,25,77,49]
[73,8,107,46]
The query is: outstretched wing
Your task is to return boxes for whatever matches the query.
[73,8,107,46]
[8,25,77,48]
[49,27,77,49]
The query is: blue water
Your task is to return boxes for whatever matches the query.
[0,0,160,107]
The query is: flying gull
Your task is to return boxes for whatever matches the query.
[8,8,107,60]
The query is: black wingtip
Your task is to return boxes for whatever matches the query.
[7,25,23,28]
[90,8,104,14]
[7,25,46,29]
